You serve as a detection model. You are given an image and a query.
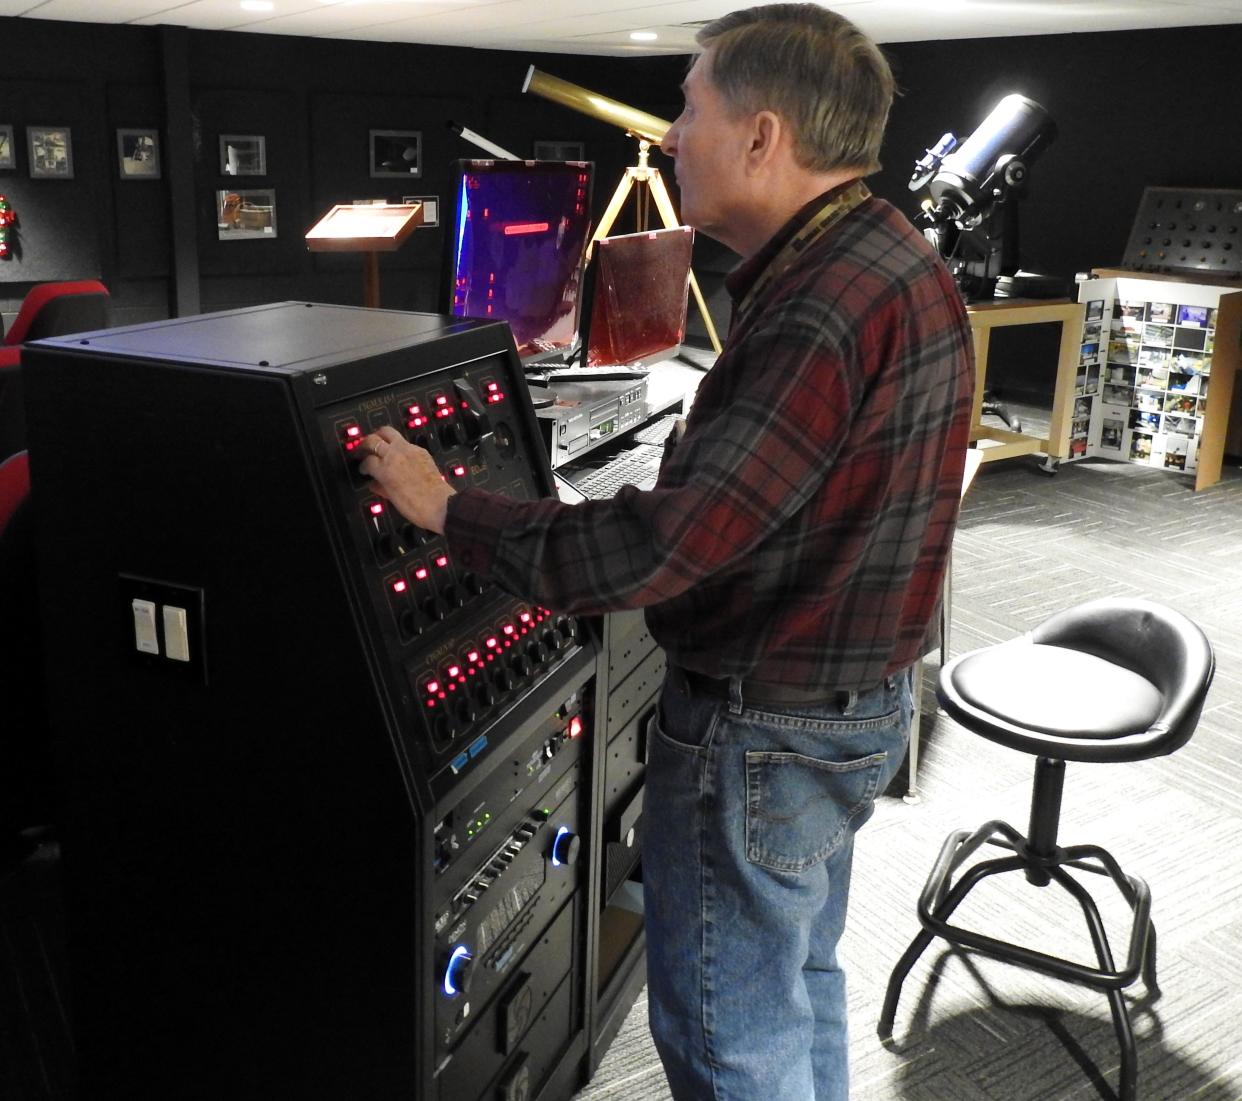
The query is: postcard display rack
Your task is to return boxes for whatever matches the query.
[1072,269,1241,491]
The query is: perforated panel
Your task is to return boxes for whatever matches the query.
[1121,186,1242,278]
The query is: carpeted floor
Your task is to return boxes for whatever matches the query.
[576,443,1242,1101]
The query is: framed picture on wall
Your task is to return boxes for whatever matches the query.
[533,140,585,162]
[370,130,421,178]
[216,188,277,240]
[219,134,266,177]
[28,126,73,178]
[117,128,161,179]
[0,125,15,170]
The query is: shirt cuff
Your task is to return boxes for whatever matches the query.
[444,488,516,580]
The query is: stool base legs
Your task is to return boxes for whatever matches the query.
[878,819,1156,1101]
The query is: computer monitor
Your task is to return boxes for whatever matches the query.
[445,159,594,365]
[583,226,693,367]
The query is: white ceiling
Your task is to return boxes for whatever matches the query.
[3,0,1242,55]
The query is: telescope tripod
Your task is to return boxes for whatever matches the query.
[593,139,722,355]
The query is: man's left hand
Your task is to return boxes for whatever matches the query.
[356,425,454,536]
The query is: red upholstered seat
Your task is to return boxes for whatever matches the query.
[3,279,110,346]
[0,449,29,534]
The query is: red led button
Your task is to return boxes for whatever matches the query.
[435,555,449,569]
[414,566,429,581]
[569,716,583,739]
[341,423,365,451]
[426,679,440,694]
[369,501,385,516]
[391,579,408,594]
[451,464,467,478]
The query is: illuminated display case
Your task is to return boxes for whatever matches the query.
[1073,269,1242,490]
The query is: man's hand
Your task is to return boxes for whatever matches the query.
[356,425,455,535]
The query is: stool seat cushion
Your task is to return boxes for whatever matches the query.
[949,641,1163,740]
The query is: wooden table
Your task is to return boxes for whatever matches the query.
[967,298,1086,469]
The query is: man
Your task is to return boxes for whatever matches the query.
[358,5,973,1098]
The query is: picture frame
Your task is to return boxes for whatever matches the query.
[117,128,161,179]
[533,140,585,162]
[28,125,73,179]
[219,134,266,177]
[216,187,277,240]
[402,194,439,227]
[0,125,14,170]
[370,130,421,178]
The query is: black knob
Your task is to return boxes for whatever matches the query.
[455,696,477,725]
[433,713,453,743]
[527,641,548,666]
[463,572,485,596]
[542,628,563,653]
[439,422,463,448]
[442,584,464,609]
[474,680,496,709]
[421,595,448,622]
[511,654,532,680]
[414,432,433,451]
[493,665,515,693]
[398,609,420,640]
[374,533,397,561]
[550,827,580,868]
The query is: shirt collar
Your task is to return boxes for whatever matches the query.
[724,178,864,305]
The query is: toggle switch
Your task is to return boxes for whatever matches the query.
[162,605,191,662]
[132,599,160,655]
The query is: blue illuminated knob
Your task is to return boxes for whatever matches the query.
[550,826,580,868]
[441,944,474,998]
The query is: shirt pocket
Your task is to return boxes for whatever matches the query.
[744,748,889,873]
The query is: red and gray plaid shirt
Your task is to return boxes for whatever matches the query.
[446,182,974,691]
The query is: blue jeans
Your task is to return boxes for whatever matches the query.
[643,668,912,1101]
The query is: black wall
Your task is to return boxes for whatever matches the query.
[0,17,685,329]
[3,14,1242,389]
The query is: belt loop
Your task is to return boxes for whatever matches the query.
[727,676,744,715]
[840,689,858,716]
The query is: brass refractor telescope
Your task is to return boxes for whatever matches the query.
[523,67,721,353]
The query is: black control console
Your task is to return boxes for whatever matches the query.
[23,303,596,1101]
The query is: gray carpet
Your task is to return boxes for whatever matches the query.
[576,444,1242,1101]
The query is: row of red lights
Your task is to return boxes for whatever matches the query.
[389,552,452,596]
[340,379,508,451]
[421,607,552,707]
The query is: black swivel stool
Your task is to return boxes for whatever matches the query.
[878,597,1215,1101]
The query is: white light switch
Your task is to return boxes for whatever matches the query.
[162,605,191,663]
[132,599,160,655]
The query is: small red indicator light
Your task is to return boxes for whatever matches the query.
[502,624,515,636]
[452,465,466,478]
[435,555,449,568]
[414,567,429,581]
[435,395,448,406]
[345,425,361,438]
[369,501,384,516]
[392,580,407,594]
[486,381,499,392]
[467,650,480,663]
[426,679,440,694]
[519,612,532,624]
[569,716,584,739]
[447,664,461,678]
[486,636,498,648]
[503,221,550,236]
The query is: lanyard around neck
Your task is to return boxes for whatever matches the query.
[735,180,871,325]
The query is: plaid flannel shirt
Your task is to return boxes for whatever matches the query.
[446,183,974,690]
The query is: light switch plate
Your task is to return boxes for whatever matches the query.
[118,575,207,683]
